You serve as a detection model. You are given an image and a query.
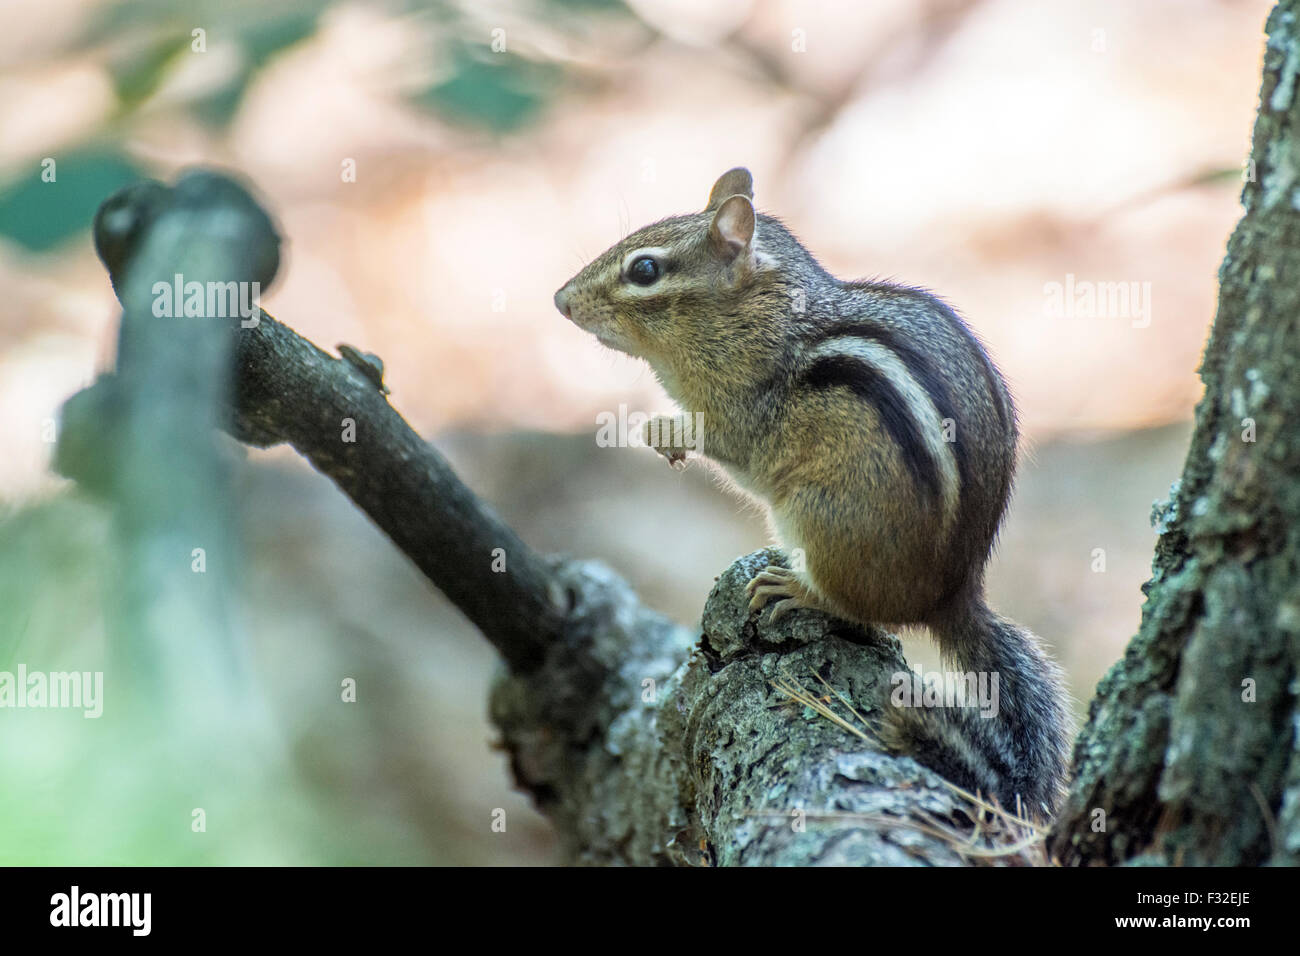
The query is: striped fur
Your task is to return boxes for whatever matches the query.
[798,337,961,526]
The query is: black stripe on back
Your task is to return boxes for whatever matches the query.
[836,284,1011,434]
[800,352,944,501]
[806,323,968,498]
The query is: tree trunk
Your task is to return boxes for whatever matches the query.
[1051,0,1300,866]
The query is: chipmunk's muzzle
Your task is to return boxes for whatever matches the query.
[553,278,636,355]
[553,284,574,319]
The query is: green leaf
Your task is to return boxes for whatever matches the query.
[0,150,147,253]
[241,10,321,62]
[192,12,321,127]
[415,47,560,132]
[190,70,255,128]
[543,0,628,11]
[110,33,190,109]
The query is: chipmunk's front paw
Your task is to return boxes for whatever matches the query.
[644,415,690,470]
[660,447,689,471]
[745,565,821,624]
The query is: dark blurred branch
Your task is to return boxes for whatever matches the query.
[56,171,279,719]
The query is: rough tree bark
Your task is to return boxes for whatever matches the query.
[1050,1,1300,867]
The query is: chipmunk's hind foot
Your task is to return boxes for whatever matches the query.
[745,565,832,624]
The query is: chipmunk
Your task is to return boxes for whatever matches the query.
[554,167,1072,819]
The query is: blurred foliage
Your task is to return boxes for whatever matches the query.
[0,0,634,865]
[189,8,326,127]
[415,43,562,131]
[90,0,333,123]
[0,149,146,252]
[0,469,546,865]
[0,0,635,250]
[108,32,190,108]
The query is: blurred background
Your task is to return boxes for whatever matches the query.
[0,0,1272,864]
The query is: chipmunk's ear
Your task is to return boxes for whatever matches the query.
[708,193,755,262]
[705,167,753,211]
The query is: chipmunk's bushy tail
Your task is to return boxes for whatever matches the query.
[877,598,1073,820]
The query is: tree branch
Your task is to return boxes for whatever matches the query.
[227,305,568,673]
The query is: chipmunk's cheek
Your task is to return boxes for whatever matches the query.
[590,322,638,354]
[591,324,624,347]
[568,308,603,335]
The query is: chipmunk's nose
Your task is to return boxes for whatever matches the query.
[554,285,572,318]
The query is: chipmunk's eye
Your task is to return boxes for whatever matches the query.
[627,255,661,286]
